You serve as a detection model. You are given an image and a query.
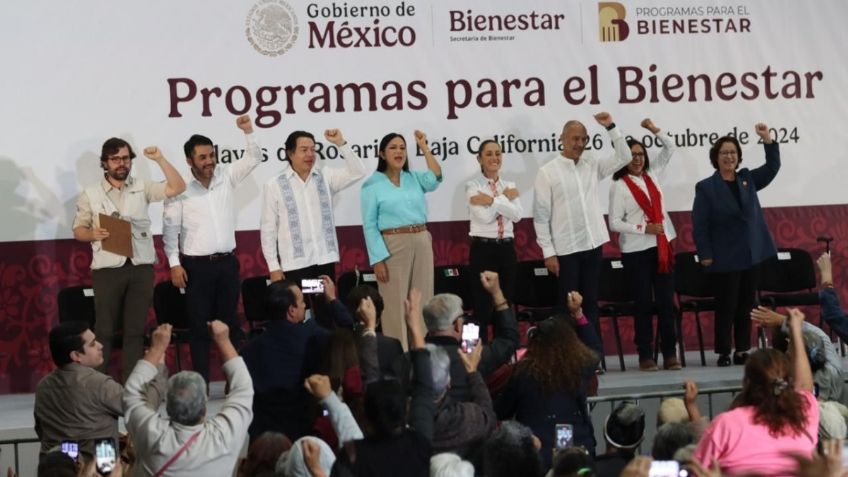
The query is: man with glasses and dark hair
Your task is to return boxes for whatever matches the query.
[72,137,185,380]
[163,115,261,381]
[533,112,632,360]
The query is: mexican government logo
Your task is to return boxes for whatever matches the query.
[598,2,629,42]
[246,0,299,56]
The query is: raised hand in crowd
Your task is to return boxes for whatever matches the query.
[480,271,508,311]
[404,288,426,350]
[304,374,333,400]
[357,296,377,331]
[593,111,614,128]
[683,379,703,422]
[641,118,661,135]
[755,122,773,144]
[319,275,336,302]
[566,290,583,318]
[302,438,328,477]
[143,323,173,365]
[750,306,786,328]
[209,319,238,362]
[236,114,253,134]
[458,342,484,374]
[324,128,345,147]
[818,251,834,287]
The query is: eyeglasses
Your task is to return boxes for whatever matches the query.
[631,153,646,159]
[718,150,738,157]
[107,155,133,164]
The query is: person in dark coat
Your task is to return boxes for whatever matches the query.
[692,123,780,367]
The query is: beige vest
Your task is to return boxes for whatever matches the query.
[85,180,156,269]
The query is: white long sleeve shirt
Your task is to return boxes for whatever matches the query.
[163,134,261,267]
[260,144,365,272]
[533,125,632,258]
[466,176,524,239]
[608,132,677,254]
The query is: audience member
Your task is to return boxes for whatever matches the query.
[496,292,600,467]
[593,402,646,477]
[36,451,77,477]
[123,321,253,476]
[237,432,292,477]
[429,452,474,477]
[331,289,436,477]
[652,422,695,461]
[817,252,848,342]
[693,309,819,476]
[550,447,596,477]
[429,342,497,455]
[34,321,166,455]
[240,277,354,441]
[480,421,544,477]
[422,271,519,402]
[277,436,336,477]
[344,284,405,378]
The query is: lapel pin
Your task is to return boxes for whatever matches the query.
[742,180,748,187]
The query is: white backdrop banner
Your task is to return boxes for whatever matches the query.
[1,0,846,242]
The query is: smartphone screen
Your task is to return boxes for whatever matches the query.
[555,423,573,449]
[461,323,480,353]
[95,438,117,475]
[649,460,680,477]
[60,440,79,461]
[301,278,325,294]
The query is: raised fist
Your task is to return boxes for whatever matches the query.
[236,115,253,134]
[414,130,428,149]
[143,146,164,161]
[755,123,772,143]
[324,128,345,146]
[593,112,613,127]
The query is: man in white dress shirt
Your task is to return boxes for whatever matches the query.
[163,115,260,380]
[533,112,632,356]
[259,129,365,325]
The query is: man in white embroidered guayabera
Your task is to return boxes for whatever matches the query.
[72,138,185,381]
[533,112,632,360]
[163,115,261,381]
[260,129,366,326]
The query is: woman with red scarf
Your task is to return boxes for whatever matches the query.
[608,118,680,371]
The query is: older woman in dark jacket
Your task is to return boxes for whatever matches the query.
[692,123,780,367]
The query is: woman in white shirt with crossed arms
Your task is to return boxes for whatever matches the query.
[608,118,680,372]
[466,140,523,341]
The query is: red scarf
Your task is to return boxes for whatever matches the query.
[621,173,674,273]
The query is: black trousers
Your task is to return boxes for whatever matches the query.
[712,265,761,355]
[183,254,242,381]
[557,246,603,356]
[284,262,336,329]
[468,238,517,342]
[621,247,678,360]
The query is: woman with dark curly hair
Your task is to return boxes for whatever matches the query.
[495,292,601,467]
[693,308,818,476]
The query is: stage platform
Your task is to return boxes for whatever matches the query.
[0,349,830,475]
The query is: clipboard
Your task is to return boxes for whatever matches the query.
[99,213,133,258]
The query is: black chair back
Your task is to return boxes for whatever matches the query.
[513,260,559,308]
[758,248,817,293]
[434,265,474,310]
[674,251,714,298]
[153,281,190,329]
[598,257,633,303]
[57,285,96,327]
[337,268,378,301]
[242,275,272,327]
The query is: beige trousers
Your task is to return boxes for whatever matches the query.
[378,230,434,350]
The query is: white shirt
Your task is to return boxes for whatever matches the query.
[163,134,261,267]
[609,132,677,253]
[260,143,365,272]
[533,126,632,257]
[123,357,253,477]
[466,175,523,239]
